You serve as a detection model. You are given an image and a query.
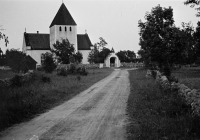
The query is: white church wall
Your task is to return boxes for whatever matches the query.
[26,50,50,66]
[50,25,77,51]
[79,50,90,64]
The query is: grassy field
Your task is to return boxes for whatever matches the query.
[0,68,113,132]
[0,69,16,79]
[172,67,200,89]
[126,68,199,140]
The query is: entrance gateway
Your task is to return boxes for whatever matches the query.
[104,53,121,68]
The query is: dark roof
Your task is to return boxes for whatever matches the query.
[24,33,50,50]
[27,55,37,63]
[50,3,76,28]
[77,34,93,50]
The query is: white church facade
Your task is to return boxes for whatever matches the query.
[22,3,92,66]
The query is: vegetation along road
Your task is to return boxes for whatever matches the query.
[0,68,136,140]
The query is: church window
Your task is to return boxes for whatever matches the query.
[41,53,45,65]
[59,26,62,31]
[65,26,67,31]
[70,27,72,31]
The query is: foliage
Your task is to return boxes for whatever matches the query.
[127,69,200,139]
[0,69,113,132]
[138,5,195,72]
[6,49,34,73]
[116,50,136,62]
[88,37,111,63]
[11,75,23,87]
[76,66,88,76]
[51,38,82,64]
[184,0,200,16]
[42,52,56,73]
[0,26,9,47]
[0,48,6,66]
[41,75,51,83]
[74,51,83,63]
[57,67,68,76]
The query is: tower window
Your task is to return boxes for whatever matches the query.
[70,27,72,31]
[65,26,67,31]
[59,26,62,31]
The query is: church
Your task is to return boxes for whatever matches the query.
[22,3,93,66]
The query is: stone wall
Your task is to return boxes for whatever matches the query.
[120,62,144,68]
[0,71,34,88]
[148,70,200,116]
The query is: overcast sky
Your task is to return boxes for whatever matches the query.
[0,0,199,54]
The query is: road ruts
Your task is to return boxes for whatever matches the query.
[0,69,135,140]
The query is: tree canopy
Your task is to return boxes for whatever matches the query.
[138,5,195,69]
[51,38,83,64]
[88,37,111,63]
[116,50,136,62]
[184,0,200,16]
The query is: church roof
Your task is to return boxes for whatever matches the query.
[24,33,50,50]
[49,3,77,28]
[77,34,93,50]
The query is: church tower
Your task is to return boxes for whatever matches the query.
[49,3,77,51]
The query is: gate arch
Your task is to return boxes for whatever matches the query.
[104,53,120,68]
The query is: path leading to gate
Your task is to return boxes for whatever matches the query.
[0,69,135,140]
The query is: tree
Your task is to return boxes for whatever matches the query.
[74,51,83,63]
[0,25,9,46]
[116,50,136,62]
[88,44,101,63]
[6,49,30,73]
[138,5,186,69]
[51,38,82,64]
[42,52,56,73]
[193,21,200,64]
[184,0,200,16]
[97,37,107,50]
[87,37,110,63]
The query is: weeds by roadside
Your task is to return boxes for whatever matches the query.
[126,68,200,140]
[0,68,113,132]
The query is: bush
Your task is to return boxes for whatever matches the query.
[57,67,68,76]
[163,66,171,77]
[68,63,76,74]
[77,66,88,76]
[37,66,44,71]
[42,52,57,73]
[11,75,23,87]
[41,75,51,83]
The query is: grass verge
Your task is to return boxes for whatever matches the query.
[126,68,199,140]
[172,67,200,89]
[0,68,113,132]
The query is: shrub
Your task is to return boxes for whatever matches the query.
[77,66,88,76]
[41,75,51,83]
[163,66,171,77]
[42,52,57,73]
[68,63,76,74]
[57,67,68,76]
[37,66,44,71]
[151,70,157,79]
[11,75,23,87]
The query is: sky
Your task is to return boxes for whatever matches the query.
[0,0,199,54]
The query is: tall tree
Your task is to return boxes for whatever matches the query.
[87,37,110,63]
[184,0,200,16]
[138,5,183,68]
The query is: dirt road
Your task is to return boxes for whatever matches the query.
[0,69,133,140]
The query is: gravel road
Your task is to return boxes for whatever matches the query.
[0,69,133,140]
